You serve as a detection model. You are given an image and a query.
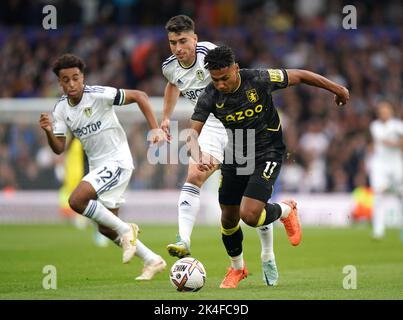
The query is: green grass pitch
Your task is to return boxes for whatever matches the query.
[0,223,402,300]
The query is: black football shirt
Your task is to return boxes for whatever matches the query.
[192,68,288,170]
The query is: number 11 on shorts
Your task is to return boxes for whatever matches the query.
[263,161,277,180]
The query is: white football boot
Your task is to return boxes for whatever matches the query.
[135,256,167,281]
[121,223,139,264]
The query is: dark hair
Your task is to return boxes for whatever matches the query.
[165,15,195,33]
[204,45,235,70]
[52,53,85,77]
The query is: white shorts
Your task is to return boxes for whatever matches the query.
[83,162,133,209]
[198,116,228,163]
[369,160,403,194]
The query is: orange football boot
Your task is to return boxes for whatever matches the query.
[219,265,248,289]
[280,200,302,246]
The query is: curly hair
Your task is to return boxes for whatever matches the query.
[204,45,235,70]
[52,53,85,77]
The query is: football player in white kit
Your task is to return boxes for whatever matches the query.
[39,53,167,280]
[369,101,403,241]
[161,15,279,285]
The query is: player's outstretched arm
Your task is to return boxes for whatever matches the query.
[123,89,166,144]
[123,90,159,129]
[39,113,66,154]
[286,69,350,106]
[187,120,214,172]
[161,83,181,142]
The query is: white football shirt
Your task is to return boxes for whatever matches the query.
[370,118,403,163]
[162,41,224,129]
[52,85,134,169]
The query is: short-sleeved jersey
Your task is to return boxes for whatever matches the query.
[52,85,134,169]
[370,118,403,163]
[162,41,223,129]
[192,68,288,169]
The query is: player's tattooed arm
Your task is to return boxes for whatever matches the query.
[286,69,350,106]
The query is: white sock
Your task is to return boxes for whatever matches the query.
[113,237,158,264]
[83,200,129,236]
[257,224,275,262]
[372,194,385,238]
[279,202,291,219]
[135,240,159,265]
[177,183,200,246]
[230,253,244,270]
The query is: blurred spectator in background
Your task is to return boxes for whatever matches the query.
[58,137,87,219]
[58,136,109,246]
[299,117,330,192]
[368,101,403,241]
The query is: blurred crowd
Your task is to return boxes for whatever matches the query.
[0,0,402,193]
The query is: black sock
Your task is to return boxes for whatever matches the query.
[259,203,282,226]
[221,226,243,257]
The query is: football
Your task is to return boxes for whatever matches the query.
[169,257,206,292]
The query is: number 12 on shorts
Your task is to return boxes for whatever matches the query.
[97,166,113,182]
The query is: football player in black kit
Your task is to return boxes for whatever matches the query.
[188,45,349,288]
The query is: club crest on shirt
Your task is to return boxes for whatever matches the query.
[246,89,259,103]
[84,107,92,117]
[196,69,205,81]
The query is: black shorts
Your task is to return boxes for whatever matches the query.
[219,161,282,205]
